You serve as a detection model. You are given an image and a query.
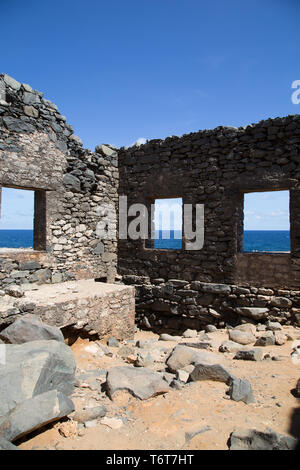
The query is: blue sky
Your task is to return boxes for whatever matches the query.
[1,0,298,230]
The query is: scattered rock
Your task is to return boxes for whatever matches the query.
[234,323,256,336]
[0,315,64,344]
[229,329,256,345]
[0,390,74,442]
[229,427,297,450]
[255,334,275,347]
[73,406,106,424]
[106,366,170,400]
[57,419,78,438]
[176,369,190,383]
[219,340,244,353]
[266,321,282,331]
[182,329,198,338]
[274,332,287,346]
[0,340,76,417]
[166,345,220,373]
[190,363,235,384]
[205,325,217,333]
[234,349,264,362]
[159,334,181,341]
[4,285,24,298]
[228,378,255,404]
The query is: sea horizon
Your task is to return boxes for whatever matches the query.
[0,229,291,252]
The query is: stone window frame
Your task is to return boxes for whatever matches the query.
[144,196,184,251]
[0,185,47,252]
[237,188,291,254]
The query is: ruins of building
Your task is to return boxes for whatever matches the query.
[0,73,299,337]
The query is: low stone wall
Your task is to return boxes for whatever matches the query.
[0,280,136,340]
[122,275,300,332]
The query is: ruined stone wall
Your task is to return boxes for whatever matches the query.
[0,74,118,290]
[118,116,300,328]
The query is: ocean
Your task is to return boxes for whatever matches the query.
[0,229,291,252]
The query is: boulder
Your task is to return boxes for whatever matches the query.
[219,340,244,353]
[234,323,256,336]
[229,329,256,345]
[274,332,287,346]
[4,285,24,298]
[0,315,64,344]
[0,390,74,442]
[234,349,264,361]
[266,321,282,331]
[228,378,255,404]
[166,345,220,373]
[255,334,275,347]
[190,363,235,384]
[182,329,198,338]
[229,427,297,450]
[106,366,170,400]
[205,325,217,333]
[0,340,76,417]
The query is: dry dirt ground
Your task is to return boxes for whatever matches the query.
[18,327,300,451]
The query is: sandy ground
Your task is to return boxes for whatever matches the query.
[17,327,300,451]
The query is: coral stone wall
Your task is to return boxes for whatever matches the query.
[0,74,118,289]
[118,117,300,328]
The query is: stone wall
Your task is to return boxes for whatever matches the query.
[118,116,300,328]
[0,74,118,290]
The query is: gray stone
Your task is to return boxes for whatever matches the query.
[98,144,117,157]
[4,285,24,298]
[228,378,255,404]
[159,333,181,341]
[106,366,170,400]
[23,91,40,106]
[69,134,82,145]
[234,323,256,336]
[0,340,76,417]
[0,315,64,344]
[3,74,21,90]
[190,363,235,384]
[205,325,217,333]
[235,307,269,320]
[19,261,41,271]
[73,406,106,424]
[255,334,275,346]
[219,340,243,353]
[166,345,220,373]
[107,337,119,348]
[271,297,292,308]
[0,438,19,450]
[229,329,256,345]
[193,282,231,294]
[23,105,38,118]
[63,173,81,192]
[234,349,264,361]
[182,329,198,338]
[266,321,282,331]
[3,116,34,133]
[0,390,74,442]
[229,427,297,450]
